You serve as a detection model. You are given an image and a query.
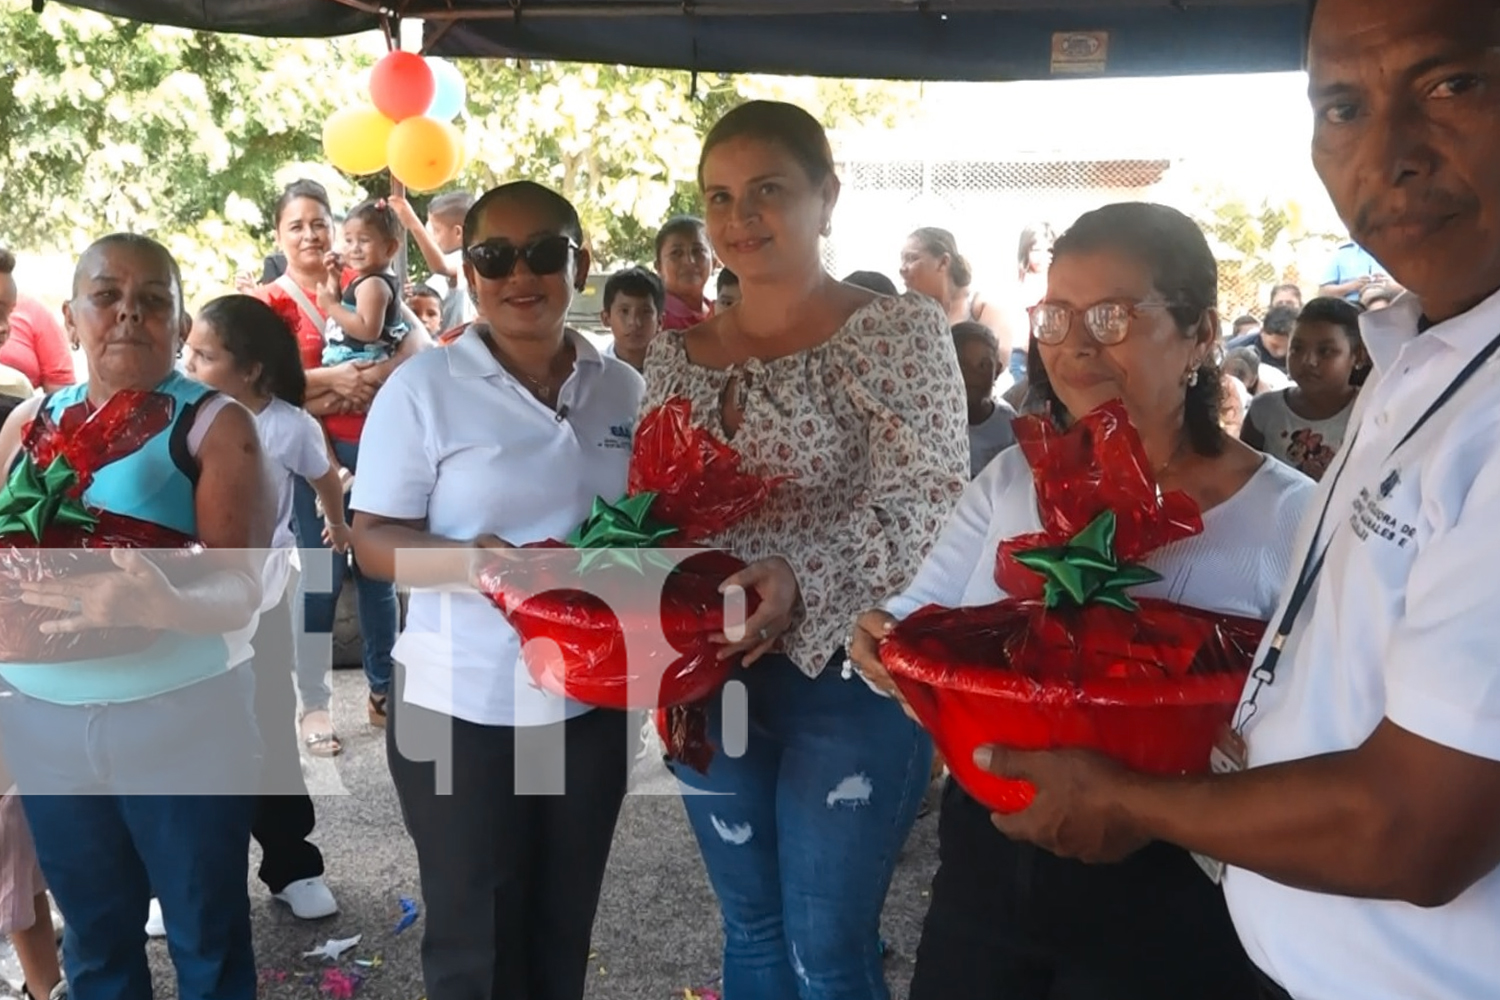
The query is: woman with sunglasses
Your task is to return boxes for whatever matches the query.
[849,203,1315,1000]
[351,181,643,1000]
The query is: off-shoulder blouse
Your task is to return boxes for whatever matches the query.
[641,291,970,677]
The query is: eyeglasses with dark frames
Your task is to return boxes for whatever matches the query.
[464,235,579,281]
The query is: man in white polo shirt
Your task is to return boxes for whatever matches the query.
[963,1,1500,998]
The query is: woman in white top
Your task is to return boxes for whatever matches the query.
[351,182,644,1000]
[851,203,1314,1000]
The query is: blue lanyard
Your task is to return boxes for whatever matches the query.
[1233,327,1500,734]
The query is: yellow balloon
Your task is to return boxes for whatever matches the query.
[387,116,461,193]
[322,105,394,176]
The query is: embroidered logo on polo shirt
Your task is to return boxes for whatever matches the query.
[1351,470,1417,549]
[601,423,634,450]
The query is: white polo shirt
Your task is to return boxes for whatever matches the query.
[1225,288,1500,999]
[351,326,644,727]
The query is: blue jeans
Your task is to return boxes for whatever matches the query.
[673,652,933,1000]
[293,435,397,698]
[0,666,260,1000]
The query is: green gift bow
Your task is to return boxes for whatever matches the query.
[564,493,681,575]
[1012,510,1162,612]
[0,454,99,542]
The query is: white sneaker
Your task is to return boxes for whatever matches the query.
[272,877,339,920]
[144,898,165,939]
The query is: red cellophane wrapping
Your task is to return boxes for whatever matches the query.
[478,397,786,771]
[0,391,201,663]
[881,401,1266,813]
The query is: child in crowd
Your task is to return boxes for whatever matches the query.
[183,295,351,917]
[391,192,476,333]
[598,266,663,373]
[952,321,1017,479]
[318,199,409,367]
[715,268,740,311]
[1223,345,1289,397]
[654,215,714,331]
[842,269,899,295]
[406,286,444,338]
[0,789,62,1000]
[1242,296,1364,481]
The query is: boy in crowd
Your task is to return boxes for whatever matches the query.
[406,286,444,338]
[599,266,664,373]
[715,269,741,312]
[391,192,476,334]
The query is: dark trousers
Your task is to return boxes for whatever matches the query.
[909,778,1258,1000]
[386,686,632,1000]
[251,588,324,893]
[1254,966,1296,1000]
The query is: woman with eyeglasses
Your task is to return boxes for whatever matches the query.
[849,203,1314,1000]
[351,181,643,1000]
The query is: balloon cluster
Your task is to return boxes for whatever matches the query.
[322,53,468,192]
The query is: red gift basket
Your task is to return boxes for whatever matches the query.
[0,390,202,663]
[882,401,1265,813]
[478,397,786,770]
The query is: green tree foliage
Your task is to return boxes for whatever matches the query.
[0,3,379,304]
[0,2,919,304]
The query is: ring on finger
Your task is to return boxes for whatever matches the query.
[756,626,770,641]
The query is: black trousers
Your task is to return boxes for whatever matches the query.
[250,588,324,893]
[386,684,632,1000]
[909,778,1258,1000]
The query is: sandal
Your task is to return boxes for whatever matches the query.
[368,692,389,728]
[299,710,343,758]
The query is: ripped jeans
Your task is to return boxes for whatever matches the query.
[673,651,933,1000]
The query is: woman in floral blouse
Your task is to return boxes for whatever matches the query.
[642,99,969,1000]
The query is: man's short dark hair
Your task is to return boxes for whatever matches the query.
[428,192,475,224]
[1232,313,1260,332]
[603,266,664,313]
[0,247,14,275]
[716,268,739,292]
[1261,304,1300,336]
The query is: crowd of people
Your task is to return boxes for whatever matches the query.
[0,0,1496,999]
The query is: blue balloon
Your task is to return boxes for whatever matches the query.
[425,58,467,122]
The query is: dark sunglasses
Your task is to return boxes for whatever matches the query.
[464,235,579,280]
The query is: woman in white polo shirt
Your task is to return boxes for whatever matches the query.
[852,203,1315,1000]
[350,181,644,1000]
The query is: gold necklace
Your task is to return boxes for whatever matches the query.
[1153,436,1189,484]
[485,332,573,404]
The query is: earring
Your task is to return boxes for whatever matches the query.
[820,220,832,238]
[1187,368,1201,388]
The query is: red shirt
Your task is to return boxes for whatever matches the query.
[255,278,366,444]
[0,296,76,389]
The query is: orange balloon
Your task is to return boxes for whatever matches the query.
[439,121,466,184]
[322,105,394,176]
[387,116,461,193]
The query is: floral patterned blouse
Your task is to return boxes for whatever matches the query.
[642,291,970,677]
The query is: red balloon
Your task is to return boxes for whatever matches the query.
[368,51,436,123]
